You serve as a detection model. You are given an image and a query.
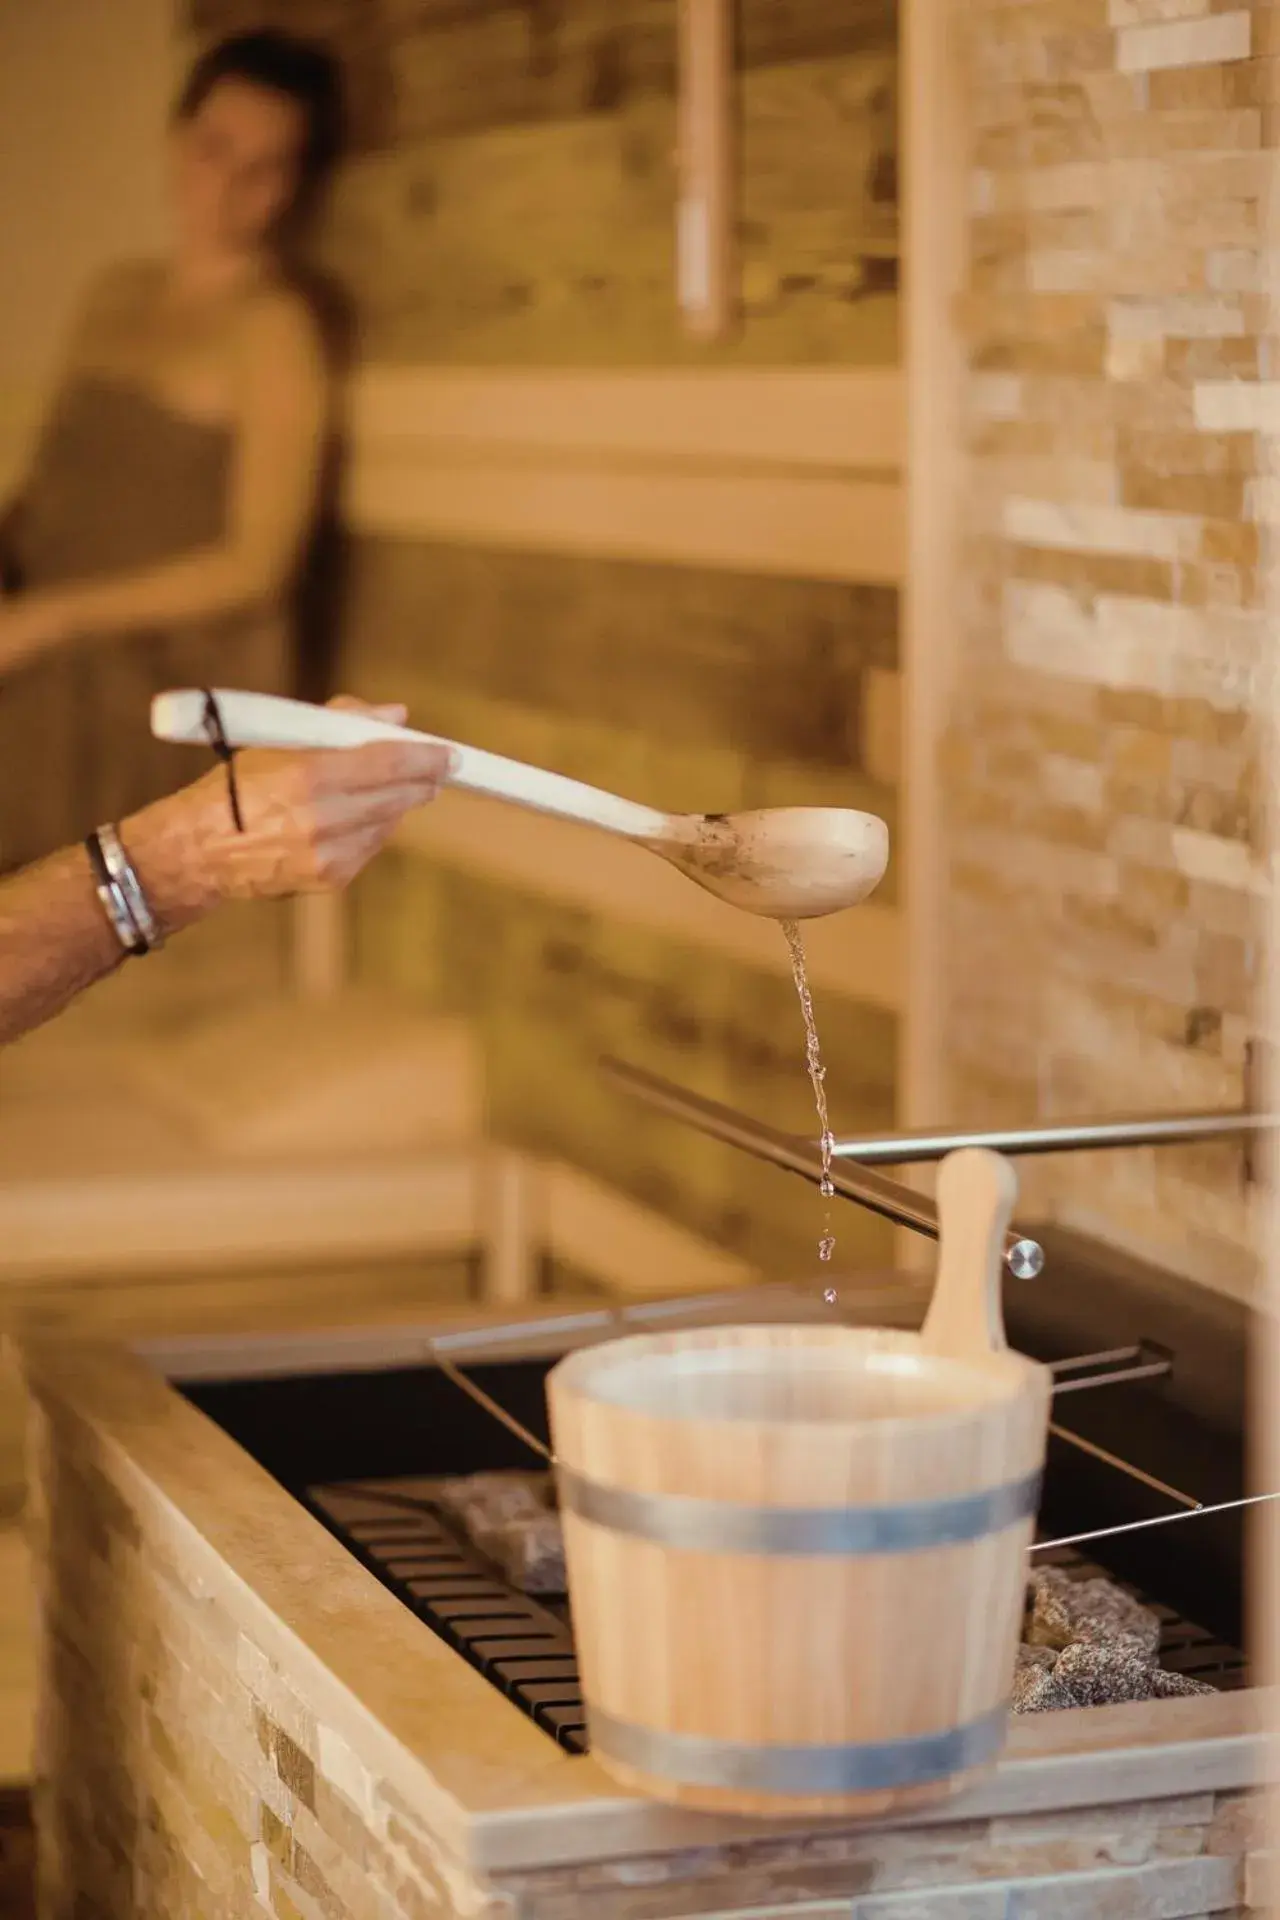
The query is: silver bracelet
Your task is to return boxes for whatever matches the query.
[85,825,164,956]
[97,823,164,953]
[85,853,144,957]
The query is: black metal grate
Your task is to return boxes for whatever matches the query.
[305,1476,1251,1756]
[306,1479,587,1752]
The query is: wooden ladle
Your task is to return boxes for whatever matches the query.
[151,688,890,922]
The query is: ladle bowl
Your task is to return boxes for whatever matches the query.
[660,806,888,920]
[151,689,890,921]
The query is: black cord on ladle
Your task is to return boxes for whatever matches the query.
[201,689,245,833]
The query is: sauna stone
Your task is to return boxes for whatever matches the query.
[1011,1645,1079,1715]
[1052,1640,1215,1709]
[1149,1667,1219,1701]
[1026,1566,1161,1659]
[436,1472,568,1591]
[490,1512,569,1595]
[1012,1569,1216,1713]
[1011,1639,1193,1715]
[436,1471,549,1533]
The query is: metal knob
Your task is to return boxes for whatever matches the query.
[1007,1238,1045,1281]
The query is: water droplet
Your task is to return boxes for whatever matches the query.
[783,920,836,1268]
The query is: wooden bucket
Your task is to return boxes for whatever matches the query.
[546,1149,1052,1818]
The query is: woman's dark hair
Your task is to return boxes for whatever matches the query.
[176,30,344,189]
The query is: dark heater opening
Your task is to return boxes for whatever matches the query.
[184,1357,554,1490]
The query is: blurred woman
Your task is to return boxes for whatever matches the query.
[0,30,343,872]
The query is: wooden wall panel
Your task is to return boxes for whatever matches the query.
[188,0,898,366]
[344,538,899,785]
[188,0,897,142]
[318,58,896,365]
[349,366,905,467]
[344,365,904,580]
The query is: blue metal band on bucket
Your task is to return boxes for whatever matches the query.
[556,1467,1042,1556]
[587,1703,1009,1796]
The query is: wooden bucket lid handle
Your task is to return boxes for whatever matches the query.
[920,1147,1019,1362]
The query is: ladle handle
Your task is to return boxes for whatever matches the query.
[151,688,668,840]
[920,1148,1018,1361]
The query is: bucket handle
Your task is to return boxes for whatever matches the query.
[920,1148,1019,1362]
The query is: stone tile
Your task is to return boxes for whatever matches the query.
[970,374,1027,420]
[1123,464,1245,520]
[1109,0,1216,22]
[236,1637,320,1764]
[1207,1793,1270,1857]
[316,1726,381,1830]
[1103,102,1261,156]
[1243,1850,1277,1909]
[1108,334,1169,381]
[1166,340,1260,388]
[1000,580,1263,710]
[1186,25,1270,101]
[309,1781,382,1878]
[688,1908,854,1920]
[1001,496,1203,559]
[1013,541,1175,599]
[1003,1856,1243,1914]
[1204,247,1277,294]
[1171,826,1265,889]
[853,1895,1010,1919]
[1243,474,1280,522]
[1199,519,1258,570]
[1194,381,1280,431]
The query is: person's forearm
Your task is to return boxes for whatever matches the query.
[0,846,125,1044]
[27,543,281,646]
[0,800,220,1047]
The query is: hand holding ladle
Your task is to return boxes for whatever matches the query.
[151,688,889,921]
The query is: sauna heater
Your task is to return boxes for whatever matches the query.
[171,1057,1264,1758]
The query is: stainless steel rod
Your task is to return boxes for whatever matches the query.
[429,1345,554,1463]
[1031,1489,1280,1555]
[828,1109,1279,1166]
[1047,1422,1200,1509]
[1049,1346,1144,1375]
[1050,1361,1172,1396]
[600,1058,1045,1278]
[428,1337,1205,1545]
